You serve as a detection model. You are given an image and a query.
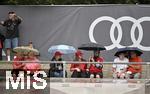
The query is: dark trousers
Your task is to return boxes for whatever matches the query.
[71,71,88,78]
[11,69,26,77]
[0,48,2,60]
[49,70,67,77]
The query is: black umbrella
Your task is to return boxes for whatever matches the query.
[126,47,143,56]
[78,43,106,51]
[114,47,128,57]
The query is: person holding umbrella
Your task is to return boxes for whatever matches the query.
[12,46,41,76]
[24,48,41,75]
[78,43,106,78]
[89,50,104,78]
[70,50,88,78]
[48,44,76,77]
[12,47,26,78]
[126,47,143,79]
[113,48,129,79]
[49,51,66,77]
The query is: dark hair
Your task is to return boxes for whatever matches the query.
[8,11,15,14]
[51,57,62,61]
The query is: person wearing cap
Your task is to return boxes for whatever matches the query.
[0,11,22,61]
[89,50,104,78]
[113,50,129,79]
[126,51,143,79]
[70,50,88,78]
[49,51,66,77]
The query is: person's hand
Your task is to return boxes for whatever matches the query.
[15,63,25,69]
[133,66,141,70]
[13,13,16,16]
[90,74,94,78]
[99,64,103,68]
[112,68,116,72]
[92,64,95,66]
[21,63,26,67]
[86,69,89,71]
[95,63,100,67]
[0,21,4,25]
[113,71,118,74]
[22,65,27,70]
[126,71,132,74]
[129,65,136,68]
[75,68,80,72]
[58,65,62,70]
[89,56,94,62]
[16,16,23,21]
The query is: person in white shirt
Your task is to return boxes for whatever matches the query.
[113,51,129,79]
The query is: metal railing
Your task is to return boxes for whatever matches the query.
[0,61,150,79]
[41,61,150,79]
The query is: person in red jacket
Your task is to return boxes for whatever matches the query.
[70,50,88,78]
[126,51,142,79]
[12,51,25,77]
[89,50,104,78]
[24,50,41,75]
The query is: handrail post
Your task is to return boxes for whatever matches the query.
[62,61,66,81]
[147,62,150,80]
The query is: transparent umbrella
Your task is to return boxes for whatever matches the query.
[48,44,76,54]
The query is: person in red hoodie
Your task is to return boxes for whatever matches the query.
[89,50,104,78]
[12,51,25,77]
[70,50,88,78]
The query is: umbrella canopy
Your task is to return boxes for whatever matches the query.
[13,46,40,55]
[13,46,27,53]
[78,43,106,51]
[48,44,76,54]
[28,47,40,56]
[126,47,143,56]
[114,47,128,57]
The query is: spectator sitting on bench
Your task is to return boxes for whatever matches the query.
[70,50,88,78]
[49,51,67,77]
[126,51,143,79]
[113,51,129,79]
[12,51,25,77]
[89,50,104,78]
[24,48,41,75]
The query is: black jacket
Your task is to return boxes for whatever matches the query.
[50,57,63,72]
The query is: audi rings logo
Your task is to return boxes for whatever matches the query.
[89,16,150,51]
